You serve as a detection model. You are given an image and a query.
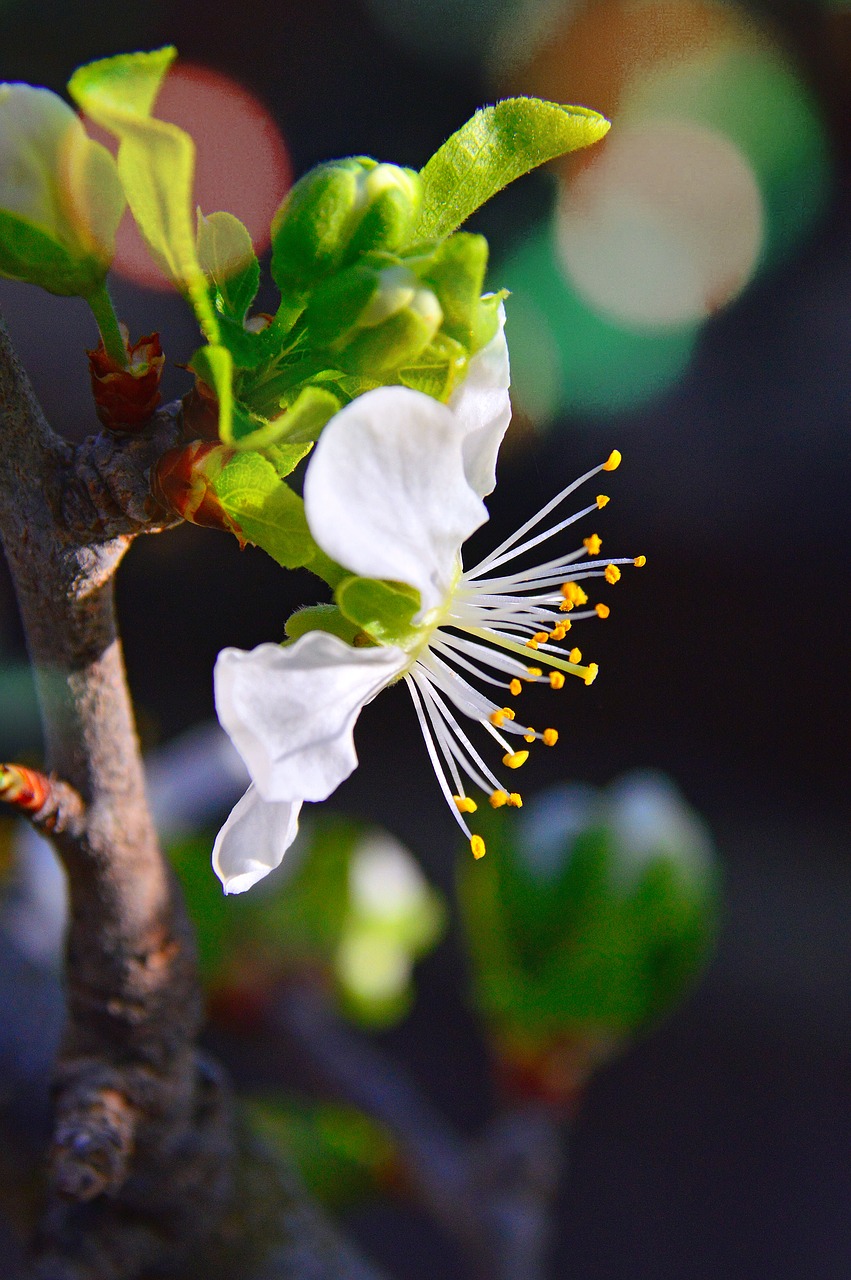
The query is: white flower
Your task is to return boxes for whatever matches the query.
[212,314,641,892]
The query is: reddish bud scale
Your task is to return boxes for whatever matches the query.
[181,377,221,441]
[492,1030,622,1117]
[0,764,52,813]
[153,439,243,539]
[87,329,165,433]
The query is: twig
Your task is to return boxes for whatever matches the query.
[275,981,565,1279]
[0,310,387,1280]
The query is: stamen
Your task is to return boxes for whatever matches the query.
[569,647,582,663]
[490,790,508,808]
[583,534,602,556]
[596,494,610,508]
[503,750,529,769]
[454,795,478,813]
[605,564,621,584]
[524,730,536,743]
[509,678,522,696]
[634,555,646,567]
[549,672,565,690]
[490,710,506,727]
[507,793,523,807]
[595,603,610,618]
[471,835,486,860]
[603,449,622,470]
[561,582,588,606]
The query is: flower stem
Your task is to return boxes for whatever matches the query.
[87,281,129,368]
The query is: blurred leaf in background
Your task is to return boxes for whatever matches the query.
[245,1097,397,1209]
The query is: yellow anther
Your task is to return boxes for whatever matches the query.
[533,631,549,644]
[509,678,522,697]
[525,638,539,649]
[490,710,506,728]
[568,647,582,664]
[603,449,622,471]
[596,494,610,508]
[453,795,478,814]
[559,600,571,612]
[549,671,565,690]
[471,835,487,860]
[502,706,516,721]
[507,793,523,808]
[503,750,529,769]
[595,602,611,619]
[526,667,542,679]
[634,554,647,567]
[549,625,568,641]
[583,533,602,556]
[584,662,599,685]
[489,790,509,808]
[542,728,559,746]
[605,563,621,584]
[561,582,588,606]
[524,730,536,743]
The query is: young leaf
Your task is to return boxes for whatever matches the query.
[335,576,421,646]
[68,48,220,342]
[415,98,610,240]
[197,209,260,324]
[212,452,319,568]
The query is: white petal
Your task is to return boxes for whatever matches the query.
[448,302,511,498]
[304,385,487,615]
[214,632,407,803]
[212,784,301,895]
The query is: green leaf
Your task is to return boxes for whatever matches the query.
[284,604,367,646]
[263,440,314,479]
[398,331,469,400]
[68,48,220,341]
[212,453,319,569]
[415,98,610,240]
[190,342,235,439]
[196,209,260,324]
[335,576,421,645]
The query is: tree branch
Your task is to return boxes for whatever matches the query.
[0,310,387,1280]
[275,982,565,1280]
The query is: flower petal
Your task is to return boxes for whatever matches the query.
[448,302,510,498]
[212,784,301,895]
[304,385,487,615]
[214,632,407,803]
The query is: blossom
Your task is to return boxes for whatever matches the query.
[0,83,125,296]
[212,315,640,893]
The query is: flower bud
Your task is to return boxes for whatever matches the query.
[458,772,718,1108]
[305,263,442,374]
[270,157,422,296]
[153,440,240,536]
[0,83,125,296]
[87,326,164,432]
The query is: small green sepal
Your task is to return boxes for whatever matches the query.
[335,576,421,646]
[285,604,368,646]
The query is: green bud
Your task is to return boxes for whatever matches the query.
[414,232,490,351]
[305,263,442,374]
[271,156,422,296]
[0,83,125,296]
[458,772,718,1104]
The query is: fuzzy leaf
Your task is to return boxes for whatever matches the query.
[415,98,610,240]
[68,48,220,341]
[335,576,421,646]
[212,452,318,568]
[197,209,260,324]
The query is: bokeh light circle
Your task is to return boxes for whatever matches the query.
[556,120,763,327]
[100,63,292,291]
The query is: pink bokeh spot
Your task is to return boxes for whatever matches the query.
[92,63,292,291]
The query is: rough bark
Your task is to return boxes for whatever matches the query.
[0,311,386,1280]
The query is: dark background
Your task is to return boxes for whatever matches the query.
[1,1,850,1275]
